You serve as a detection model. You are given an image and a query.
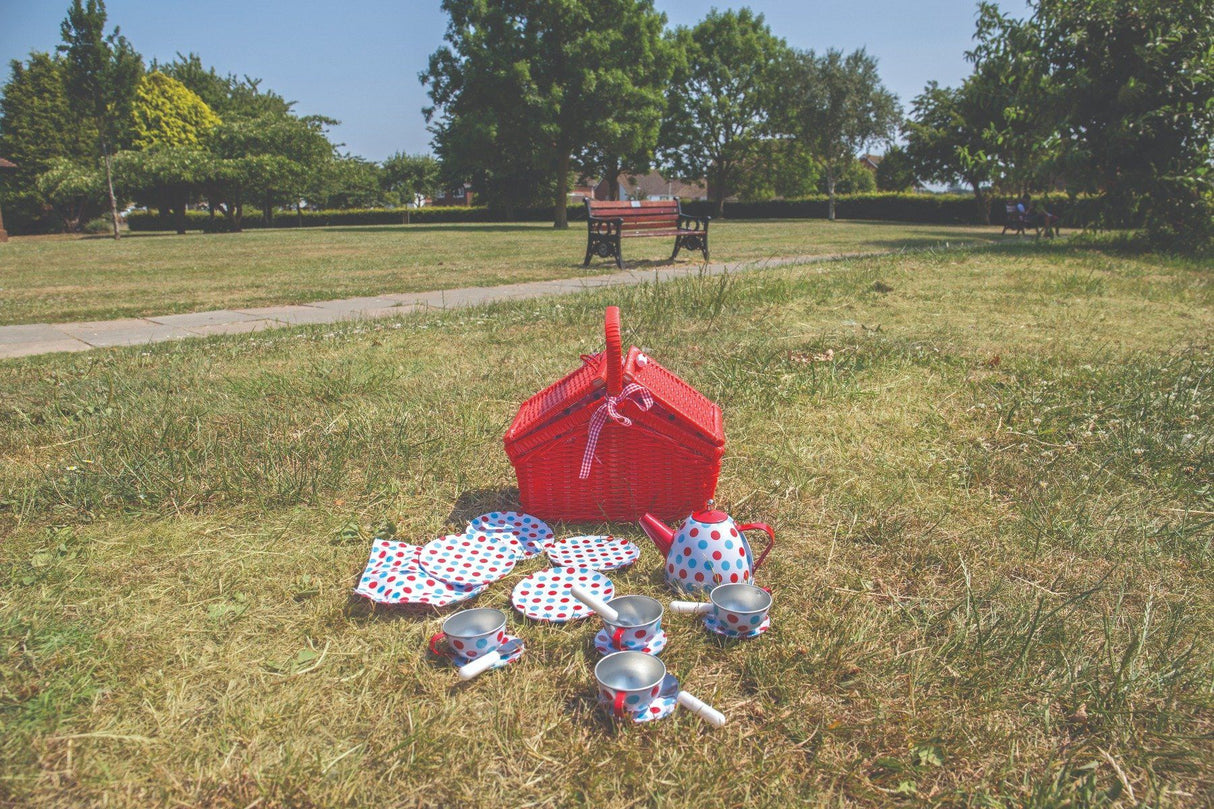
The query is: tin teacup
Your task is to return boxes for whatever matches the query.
[671,583,772,637]
[601,595,663,652]
[433,607,508,661]
[594,651,666,718]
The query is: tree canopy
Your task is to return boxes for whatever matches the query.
[423,0,671,225]
[657,8,790,217]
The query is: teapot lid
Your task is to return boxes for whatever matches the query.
[692,500,729,524]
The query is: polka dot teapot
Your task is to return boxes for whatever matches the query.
[639,502,775,593]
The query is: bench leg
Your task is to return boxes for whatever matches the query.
[583,236,594,267]
[614,235,622,269]
[671,233,708,262]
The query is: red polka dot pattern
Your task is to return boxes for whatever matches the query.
[419,533,521,587]
[511,567,614,623]
[467,511,554,558]
[545,535,640,572]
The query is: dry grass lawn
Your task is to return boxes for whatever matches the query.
[0,239,1210,807]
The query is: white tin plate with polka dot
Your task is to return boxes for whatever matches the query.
[356,567,486,607]
[467,511,554,558]
[546,535,640,571]
[511,567,614,622]
[419,533,520,587]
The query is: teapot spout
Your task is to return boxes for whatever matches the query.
[639,513,676,558]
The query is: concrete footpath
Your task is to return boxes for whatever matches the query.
[0,252,850,360]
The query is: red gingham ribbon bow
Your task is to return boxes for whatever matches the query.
[579,383,654,479]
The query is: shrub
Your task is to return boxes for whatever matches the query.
[82,216,113,234]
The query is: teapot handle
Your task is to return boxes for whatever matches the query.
[736,522,775,570]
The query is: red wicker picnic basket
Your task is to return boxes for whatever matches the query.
[504,307,724,522]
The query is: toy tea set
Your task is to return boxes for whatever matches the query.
[355,307,775,727]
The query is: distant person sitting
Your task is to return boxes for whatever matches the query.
[1033,199,1060,238]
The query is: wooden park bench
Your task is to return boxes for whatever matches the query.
[583,198,711,268]
[1001,202,1031,236]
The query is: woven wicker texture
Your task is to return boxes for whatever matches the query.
[505,307,723,522]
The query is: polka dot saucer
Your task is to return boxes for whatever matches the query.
[511,567,614,622]
[467,511,554,558]
[546,535,640,572]
[435,634,526,670]
[593,628,668,657]
[602,674,679,723]
[419,533,520,587]
[704,614,772,639]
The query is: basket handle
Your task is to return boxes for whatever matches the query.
[604,306,622,396]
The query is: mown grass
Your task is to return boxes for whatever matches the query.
[0,219,1008,326]
[0,241,1210,807]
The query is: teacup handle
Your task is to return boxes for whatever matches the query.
[428,632,447,657]
[611,627,628,650]
[612,691,629,718]
[736,522,775,570]
[669,601,712,615]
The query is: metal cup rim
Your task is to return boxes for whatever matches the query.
[602,594,663,629]
[709,583,772,615]
[594,650,667,693]
[442,607,507,639]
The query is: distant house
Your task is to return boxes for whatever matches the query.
[431,183,474,206]
[594,170,708,202]
[859,154,883,173]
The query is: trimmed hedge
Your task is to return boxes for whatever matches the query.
[683,193,1111,227]
[126,194,1117,232]
[126,205,589,232]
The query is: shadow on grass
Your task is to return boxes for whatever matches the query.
[445,487,522,524]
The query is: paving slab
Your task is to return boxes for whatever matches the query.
[0,323,81,346]
[185,318,280,337]
[233,305,346,325]
[0,339,92,359]
[147,309,262,329]
[55,318,197,348]
[308,296,411,312]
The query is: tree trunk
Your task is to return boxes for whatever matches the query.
[604,156,621,200]
[827,168,837,222]
[554,150,570,229]
[296,200,303,228]
[711,163,726,219]
[970,179,990,225]
[102,144,121,240]
[174,187,187,235]
[263,191,273,226]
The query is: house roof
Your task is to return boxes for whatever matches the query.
[859,154,882,170]
[0,158,16,169]
[598,170,707,200]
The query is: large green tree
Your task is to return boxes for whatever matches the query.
[130,71,221,149]
[423,0,671,227]
[0,52,97,232]
[658,9,790,217]
[58,0,143,239]
[904,80,1000,222]
[786,48,901,220]
[1033,0,1213,249]
[381,152,440,205]
[115,71,221,234]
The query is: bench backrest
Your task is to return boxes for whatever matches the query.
[587,199,679,232]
